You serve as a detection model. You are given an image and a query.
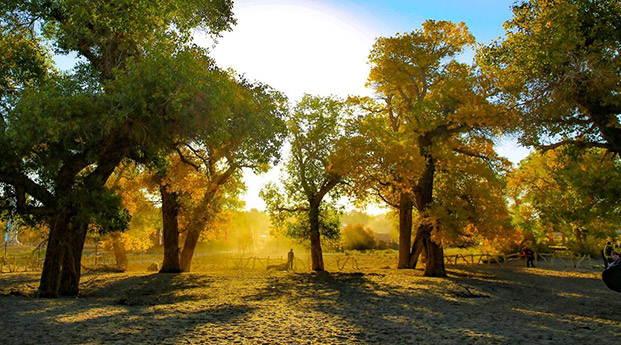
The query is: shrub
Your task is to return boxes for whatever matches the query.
[341,224,377,251]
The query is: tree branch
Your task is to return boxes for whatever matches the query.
[371,186,398,208]
[175,147,201,171]
[538,139,610,152]
[452,147,492,161]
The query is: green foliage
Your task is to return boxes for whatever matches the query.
[283,205,341,242]
[478,0,621,154]
[262,95,352,244]
[508,148,621,245]
[0,17,51,102]
[0,0,236,231]
[76,185,131,233]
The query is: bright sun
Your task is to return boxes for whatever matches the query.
[197,0,377,101]
[195,0,381,212]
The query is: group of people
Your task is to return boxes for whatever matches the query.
[602,242,621,269]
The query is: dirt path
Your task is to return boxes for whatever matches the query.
[0,263,618,344]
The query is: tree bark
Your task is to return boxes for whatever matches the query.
[179,226,201,273]
[410,133,446,277]
[179,201,213,273]
[160,184,181,273]
[111,232,128,271]
[37,214,70,298]
[59,221,88,296]
[408,225,426,269]
[424,235,446,277]
[397,192,414,268]
[308,204,325,271]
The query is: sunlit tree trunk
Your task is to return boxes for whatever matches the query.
[411,223,446,276]
[59,221,88,296]
[111,232,128,271]
[179,196,214,273]
[409,225,426,269]
[308,203,325,271]
[179,226,202,273]
[160,184,181,273]
[398,192,414,268]
[409,135,446,277]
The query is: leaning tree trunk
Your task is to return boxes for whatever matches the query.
[179,198,213,273]
[308,204,325,271]
[179,225,202,273]
[409,225,426,269]
[111,232,128,271]
[37,213,71,298]
[160,184,181,273]
[59,221,88,296]
[398,192,414,268]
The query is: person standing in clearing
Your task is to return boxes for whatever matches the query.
[522,246,535,267]
[287,249,294,270]
[602,241,614,265]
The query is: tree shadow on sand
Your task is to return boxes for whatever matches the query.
[0,272,255,344]
[80,272,218,305]
[247,267,621,344]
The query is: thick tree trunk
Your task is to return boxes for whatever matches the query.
[37,214,70,298]
[398,193,414,269]
[35,124,129,297]
[180,227,201,273]
[424,236,446,277]
[160,184,181,273]
[410,134,446,277]
[111,232,128,271]
[409,224,445,276]
[308,205,325,271]
[59,221,88,296]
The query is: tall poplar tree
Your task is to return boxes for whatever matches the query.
[157,77,287,273]
[0,0,235,297]
[262,95,351,271]
[358,21,510,276]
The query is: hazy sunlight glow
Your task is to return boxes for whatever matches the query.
[193,0,530,212]
[195,0,379,212]
[198,0,376,101]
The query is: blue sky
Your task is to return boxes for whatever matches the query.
[334,0,515,42]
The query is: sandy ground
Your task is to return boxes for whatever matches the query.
[0,258,619,345]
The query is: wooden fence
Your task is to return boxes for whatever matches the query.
[443,253,512,266]
[0,254,43,273]
[536,252,593,268]
[0,249,599,273]
[442,251,595,269]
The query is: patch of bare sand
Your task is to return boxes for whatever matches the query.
[0,262,619,344]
